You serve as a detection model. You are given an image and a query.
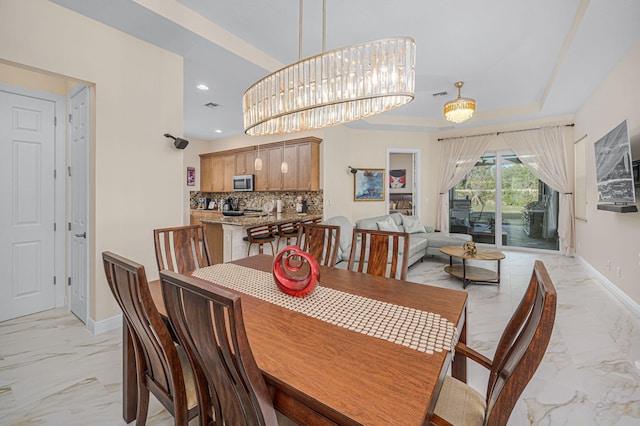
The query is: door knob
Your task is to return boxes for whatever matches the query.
[75,232,86,238]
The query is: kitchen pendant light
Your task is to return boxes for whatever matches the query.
[281,140,289,173]
[243,0,415,136]
[254,144,263,170]
[444,81,476,123]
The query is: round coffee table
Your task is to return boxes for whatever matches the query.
[439,246,506,289]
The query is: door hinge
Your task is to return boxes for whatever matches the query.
[68,113,72,123]
[54,276,57,285]
[54,116,57,126]
[54,169,57,179]
[68,277,71,286]
[68,222,71,231]
[68,166,72,177]
[54,222,56,232]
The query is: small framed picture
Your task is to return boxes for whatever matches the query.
[389,169,406,188]
[354,168,385,201]
[187,167,195,186]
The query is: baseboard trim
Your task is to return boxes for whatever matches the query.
[578,256,640,318]
[88,314,122,335]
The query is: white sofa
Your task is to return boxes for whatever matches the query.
[323,213,472,268]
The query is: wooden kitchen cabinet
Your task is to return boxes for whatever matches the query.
[235,150,256,175]
[295,141,319,190]
[190,210,223,225]
[200,156,214,192]
[267,146,284,190]
[199,137,321,193]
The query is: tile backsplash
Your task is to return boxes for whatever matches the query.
[190,190,323,213]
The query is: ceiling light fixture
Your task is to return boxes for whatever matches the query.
[243,0,416,136]
[196,84,209,91]
[444,81,476,123]
[281,140,288,173]
[254,144,263,171]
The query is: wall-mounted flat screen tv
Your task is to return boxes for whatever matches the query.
[594,120,636,203]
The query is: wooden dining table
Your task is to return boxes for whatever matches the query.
[122,254,468,425]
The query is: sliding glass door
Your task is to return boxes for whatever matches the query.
[449,151,559,251]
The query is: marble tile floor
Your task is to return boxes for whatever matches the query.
[1,251,639,425]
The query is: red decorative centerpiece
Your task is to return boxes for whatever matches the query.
[272,246,320,297]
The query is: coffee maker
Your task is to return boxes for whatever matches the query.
[222,197,239,211]
[197,197,210,209]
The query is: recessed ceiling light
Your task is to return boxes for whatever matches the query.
[196,84,209,91]
[214,129,222,133]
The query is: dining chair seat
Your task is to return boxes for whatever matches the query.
[433,376,485,425]
[430,260,557,426]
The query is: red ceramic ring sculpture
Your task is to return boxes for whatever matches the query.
[272,245,320,297]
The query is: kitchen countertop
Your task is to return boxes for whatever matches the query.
[200,212,322,227]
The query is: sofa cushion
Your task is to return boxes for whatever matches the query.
[356,213,403,231]
[402,215,426,234]
[377,216,401,232]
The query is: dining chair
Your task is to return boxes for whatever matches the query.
[297,223,341,267]
[244,223,277,256]
[159,270,281,426]
[102,251,210,426]
[276,220,301,250]
[431,260,557,426]
[347,228,410,280]
[154,224,212,273]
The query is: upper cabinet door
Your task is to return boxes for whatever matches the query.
[282,144,298,190]
[200,155,214,192]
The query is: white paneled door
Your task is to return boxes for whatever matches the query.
[68,86,89,323]
[0,91,56,322]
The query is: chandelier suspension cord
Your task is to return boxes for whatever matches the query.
[322,0,326,53]
[298,0,303,60]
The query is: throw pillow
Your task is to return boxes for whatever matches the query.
[377,216,401,232]
[402,215,426,234]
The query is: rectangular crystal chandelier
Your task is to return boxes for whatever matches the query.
[243,2,415,136]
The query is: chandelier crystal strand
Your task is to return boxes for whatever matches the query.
[243,36,415,136]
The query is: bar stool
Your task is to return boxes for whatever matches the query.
[244,223,277,256]
[300,217,321,226]
[276,220,301,250]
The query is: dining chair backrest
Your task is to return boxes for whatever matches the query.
[102,251,208,425]
[484,260,557,425]
[159,270,279,426]
[347,228,410,280]
[297,223,341,267]
[154,224,212,273]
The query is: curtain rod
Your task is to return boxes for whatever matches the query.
[437,123,574,142]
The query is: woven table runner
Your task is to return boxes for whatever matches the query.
[192,264,458,355]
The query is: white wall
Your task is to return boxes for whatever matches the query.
[0,0,184,322]
[574,40,640,305]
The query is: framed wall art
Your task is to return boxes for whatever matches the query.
[187,167,195,186]
[354,168,385,201]
[389,169,406,188]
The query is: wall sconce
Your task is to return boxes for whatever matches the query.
[164,133,189,149]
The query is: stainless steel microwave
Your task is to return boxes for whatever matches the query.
[232,174,254,192]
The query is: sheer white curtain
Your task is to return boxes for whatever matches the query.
[501,126,575,255]
[436,135,492,232]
